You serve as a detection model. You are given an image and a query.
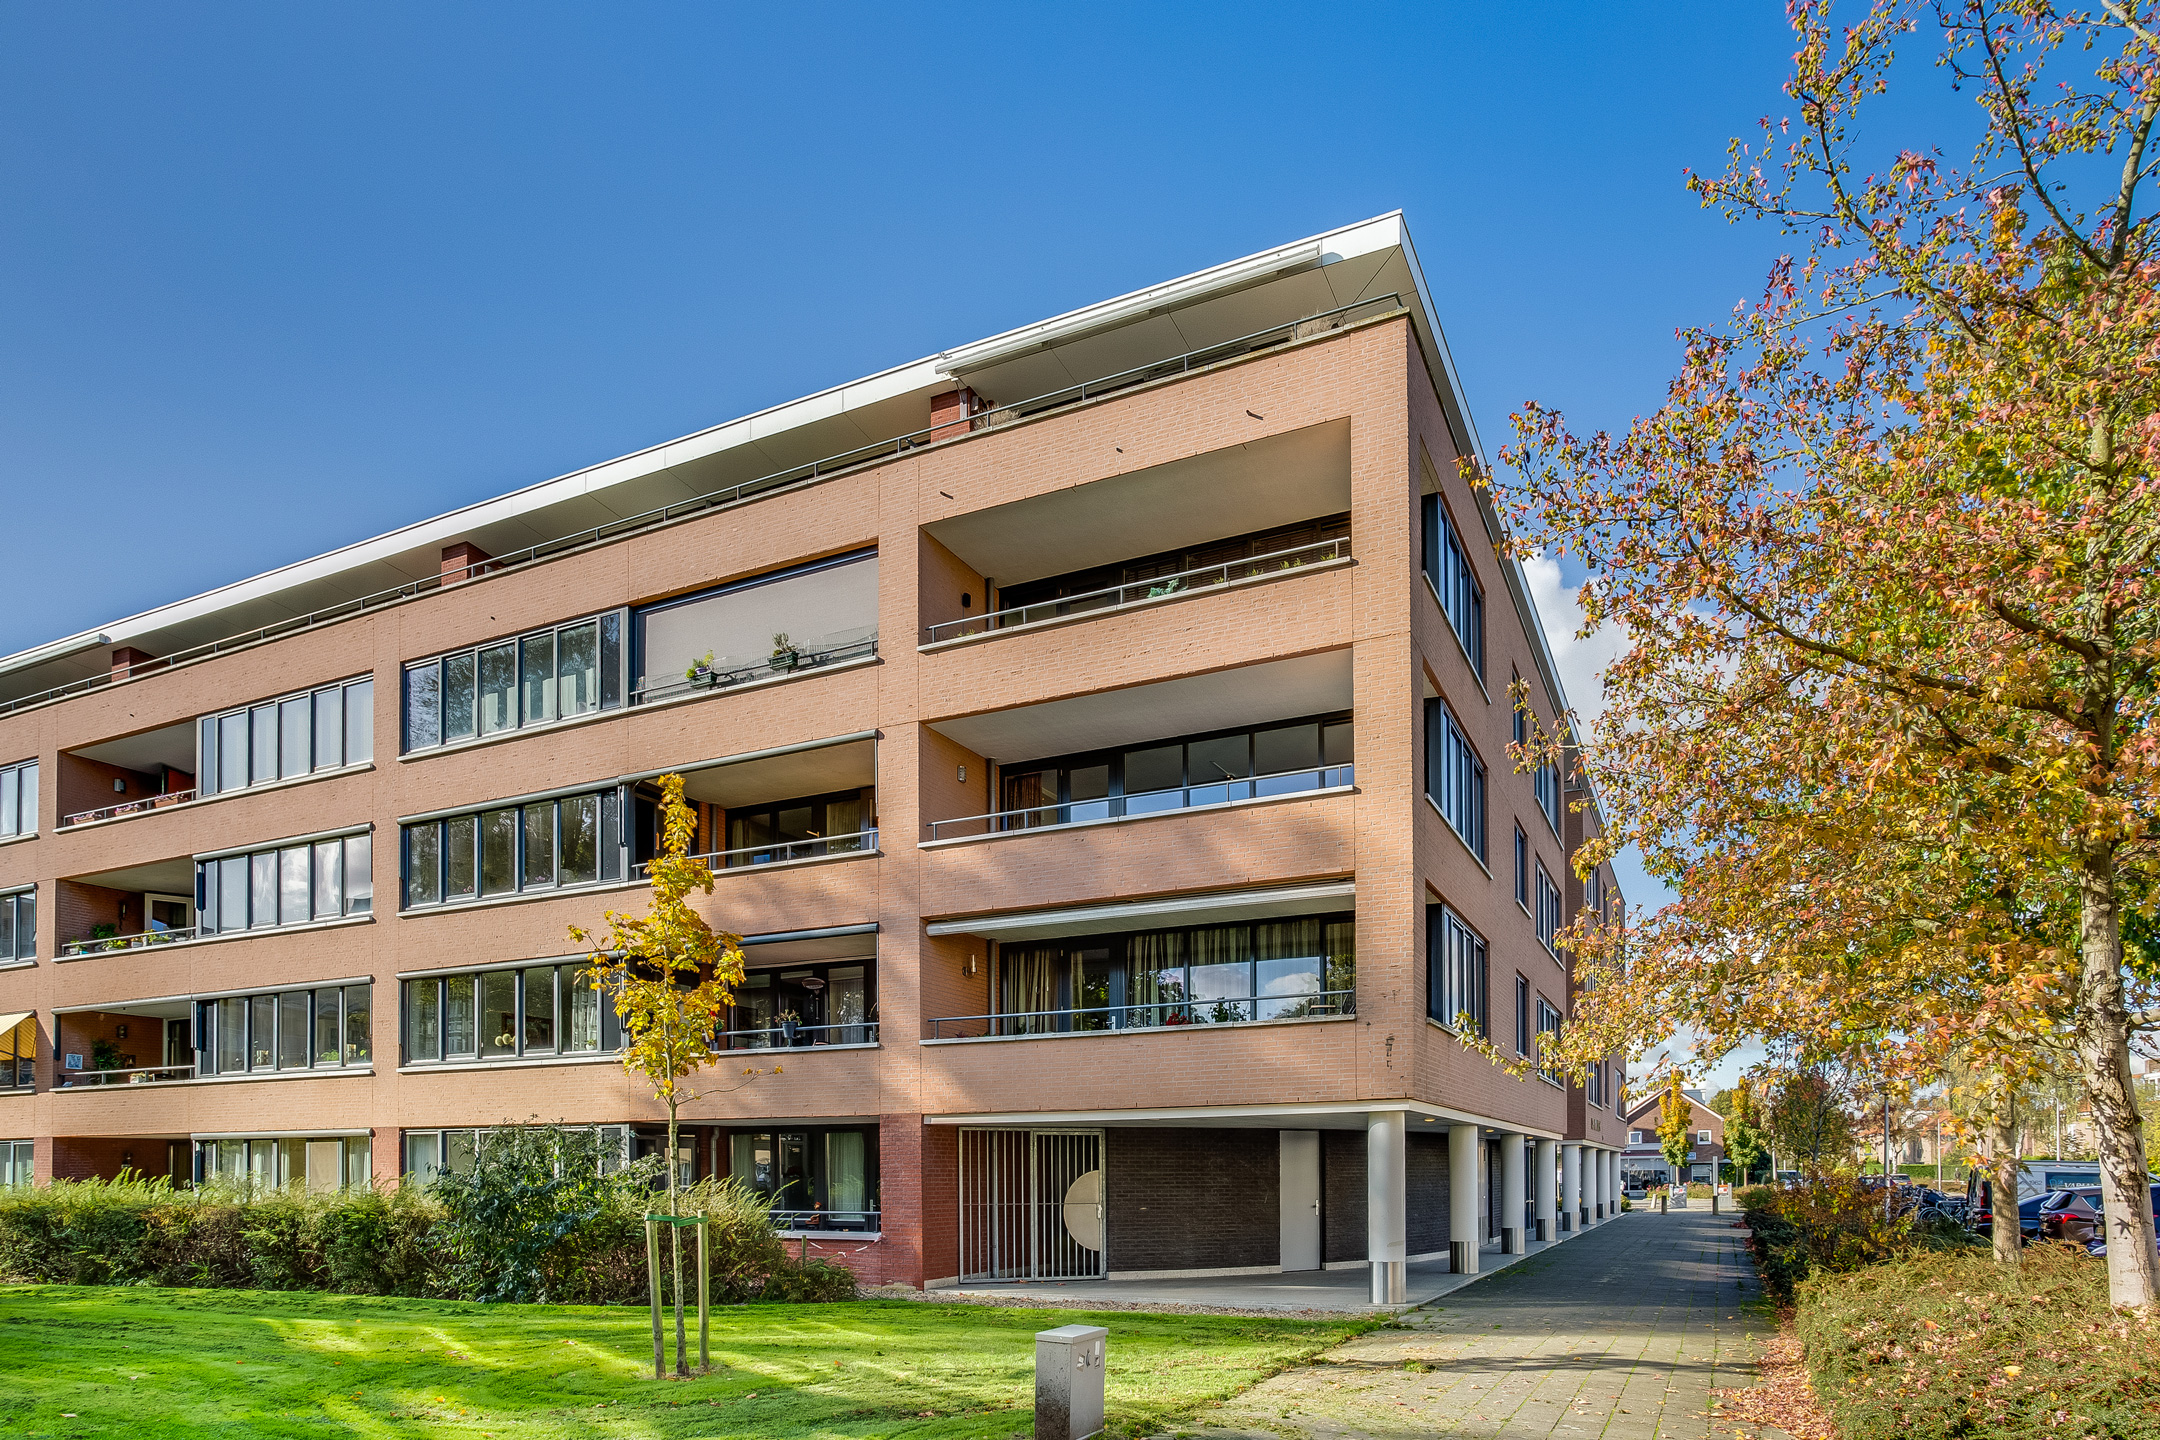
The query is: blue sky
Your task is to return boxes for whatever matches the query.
[0,4,1807,1080]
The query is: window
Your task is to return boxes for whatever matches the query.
[0,760,37,837]
[730,1125,879,1230]
[0,1140,32,1186]
[1535,756,1562,834]
[0,887,33,962]
[1535,862,1563,954]
[402,1124,629,1183]
[719,791,874,866]
[196,679,373,797]
[1421,492,1485,675]
[199,1135,370,1193]
[401,964,620,1064]
[1513,825,1529,910]
[1588,1062,1604,1106]
[1697,1129,1713,1145]
[988,915,1355,1034]
[197,833,371,935]
[195,984,372,1075]
[633,550,878,703]
[728,961,876,1047]
[1630,1129,1646,1144]
[402,611,625,753]
[401,788,622,908]
[1536,997,1562,1083]
[1426,904,1488,1034]
[1514,973,1529,1054]
[998,715,1352,831]
[1424,699,1486,861]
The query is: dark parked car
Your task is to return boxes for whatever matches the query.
[2033,1190,2102,1244]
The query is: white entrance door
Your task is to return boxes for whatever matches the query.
[1279,1130,1322,1271]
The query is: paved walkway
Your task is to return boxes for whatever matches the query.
[1165,1211,1789,1439]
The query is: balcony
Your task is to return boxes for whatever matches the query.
[56,722,198,829]
[926,990,1355,1039]
[53,998,196,1090]
[628,550,879,707]
[625,736,877,877]
[56,858,200,960]
[928,768,1350,841]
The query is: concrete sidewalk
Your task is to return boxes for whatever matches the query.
[1169,1210,1786,1439]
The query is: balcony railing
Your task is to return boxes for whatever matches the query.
[924,537,1352,645]
[926,990,1356,1039]
[60,925,201,957]
[632,830,878,880]
[925,763,1354,841]
[772,1209,879,1233]
[60,788,198,828]
[58,1062,197,1087]
[718,1021,878,1050]
[631,630,879,706]
[0,295,1402,723]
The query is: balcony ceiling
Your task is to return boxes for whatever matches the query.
[923,419,1351,586]
[72,721,197,774]
[928,648,1352,762]
[66,858,196,895]
[926,879,1355,943]
[673,737,875,811]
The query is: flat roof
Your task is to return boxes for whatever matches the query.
[0,212,1582,746]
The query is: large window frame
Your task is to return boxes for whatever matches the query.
[402,1124,630,1183]
[196,831,373,936]
[1421,491,1486,677]
[1535,861,1563,956]
[0,760,37,838]
[399,962,622,1064]
[727,959,876,1048]
[400,787,623,910]
[630,550,879,705]
[197,1135,371,1193]
[401,610,626,755]
[1426,903,1488,1035]
[0,886,34,963]
[729,1124,880,1231]
[197,983,372,1076]
[197,678,373,798]
[1536,996,1563,1084]
[998,713,1354,831]
[1424,697,1487,863]
[0,1140,32,1187]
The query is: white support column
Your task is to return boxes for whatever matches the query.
[1597,1150,1613,1220]
[1560,1143,1581,1233]
[1366,1110,1406,1305]
[1500,1133,1527,1254]
[1449,1122,1480,1273]
[1534,1137,1558,1242]
[1588,1149,1604,1224]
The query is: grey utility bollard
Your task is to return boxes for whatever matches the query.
[1036,1324,1107,1440]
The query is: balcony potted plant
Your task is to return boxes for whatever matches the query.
[776,1006,802,1045]
[769,633,801,673]
[685,650,716,688]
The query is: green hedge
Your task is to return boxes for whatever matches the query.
[0,1174,854,1304]
[1796,1244,2160,1439]
[1737,1178,1978,1304]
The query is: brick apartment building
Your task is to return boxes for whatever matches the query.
[0,213,1627,1300]
[1620,1089,1725,1188]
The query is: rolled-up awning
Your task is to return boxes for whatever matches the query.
[925,881,1354,943]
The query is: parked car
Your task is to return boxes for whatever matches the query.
[1965,1181,2062,1240]
[2032,1190,2102,1244]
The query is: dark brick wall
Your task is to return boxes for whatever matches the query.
[1107,1128,1279,1271]
[1320,1129,1453,1263]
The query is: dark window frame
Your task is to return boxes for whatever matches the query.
[1421,491,1486,677]
[1426,902,1488,1035]
[1001,712,1354,826]
[1424,697,1487,863]
[398,963,622,1065]
[400,788,622,910]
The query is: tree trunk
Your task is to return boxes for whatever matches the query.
[2072,856,2160,1311]
[1982,1103,2022,1273]
[667,1098,687,1375]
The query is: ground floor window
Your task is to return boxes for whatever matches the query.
[402,1124,631,1182]
[726,1125,877,1230]
[0,1140,31,1186]
[994,913,1353,1034]
[197,1135,370,1193]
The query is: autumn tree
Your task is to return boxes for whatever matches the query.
[573,773,759,1375]
[1488,1,2160,1308]
[1658,1073,1698,1183]
[1726,1081,1771,1184]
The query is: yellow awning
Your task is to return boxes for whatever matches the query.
[0,1012,29,1034]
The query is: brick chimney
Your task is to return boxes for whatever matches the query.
[440,541,493,583]
[110,646,159,680]
[928,387,981,443]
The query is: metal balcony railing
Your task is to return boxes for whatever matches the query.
[0,294,1403,721]
[925,763,1354,841]
[926,990,1356,1039]
[719,1021,878,1050]
[771,1209,880,1233]
[630,631,879,706]
[631,830,878,880]
[58,1062,197,1087]
[924,537,1351,645]
[60,788,199,828]
[61,925,201,957]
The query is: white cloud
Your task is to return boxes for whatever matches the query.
[1521,551,1628,729]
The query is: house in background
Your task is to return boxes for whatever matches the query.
[1620,1088,1725,1187]
[0,213,1631,1298]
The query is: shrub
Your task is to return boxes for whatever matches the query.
[1740,1176,1980,1303]
[431,1126,642,1303]
[1796,1243,2160,1439]
[757,1255,859,1303]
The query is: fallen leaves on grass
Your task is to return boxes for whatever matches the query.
[1710,1322,1835,1440]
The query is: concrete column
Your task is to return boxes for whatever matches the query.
[1448,1122,1480,1273]
[1500,1133,1526,1254]
[1560,1143,1580,1233]
[1366,1110,1406,1305]
[1597,1150,1612,1219]
[1534,1137,1557,1242]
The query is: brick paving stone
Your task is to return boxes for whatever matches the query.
[1156,1211,1793,1440]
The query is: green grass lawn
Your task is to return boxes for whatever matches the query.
[0,1286,1367,1438]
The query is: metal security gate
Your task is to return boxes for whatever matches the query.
[958,1128,1105,1282]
